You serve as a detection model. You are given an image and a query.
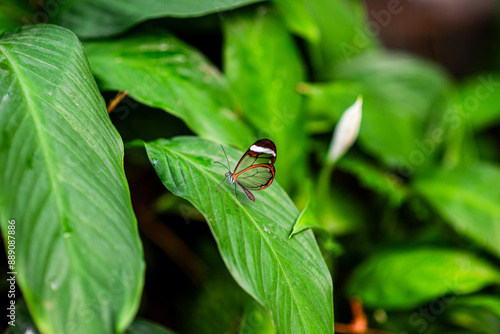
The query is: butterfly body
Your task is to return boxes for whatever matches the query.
[215,139,277,203]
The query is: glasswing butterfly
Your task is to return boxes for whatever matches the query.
[214,139,277,202]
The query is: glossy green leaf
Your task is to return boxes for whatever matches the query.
[347,248,500,310]
[145,136,334,334]
[334,51,450,167]
[51,0,265,38]
[0,25,144,333]
[413,163,500,259]
[4,301,173,334]
[85,32,254,150]
[289,201,317,238]
[223,10,307,189]
[271,0,319,42]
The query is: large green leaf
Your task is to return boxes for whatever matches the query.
[223,10,307,190]
[333,51,450,167]
[413,163,500,259]
[4,301,175,334]
[347,248,500,310]
[0,25,144,333]
[145,136,334,334]
[51,0,265,38]
[85,32,254,150]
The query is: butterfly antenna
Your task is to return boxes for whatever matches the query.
[221,144,231,171]
[213,145,232,172]
[214,144,230,192]
[214,144,240,208]
[213,161,228,170]
[221,145,240,208]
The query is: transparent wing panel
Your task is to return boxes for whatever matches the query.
[235,165,275,190]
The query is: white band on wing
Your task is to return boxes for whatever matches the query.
[250,144,276,156]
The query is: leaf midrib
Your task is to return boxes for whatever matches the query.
[0,41,69,231]
[166,146,313,333]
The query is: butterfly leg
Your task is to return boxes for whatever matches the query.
[215,176,228,192]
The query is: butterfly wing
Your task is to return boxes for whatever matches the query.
[235,165,276,190]
[234,139,276,174]
[233,139,277,202]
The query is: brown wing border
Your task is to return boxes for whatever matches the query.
[233,138,277,173]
